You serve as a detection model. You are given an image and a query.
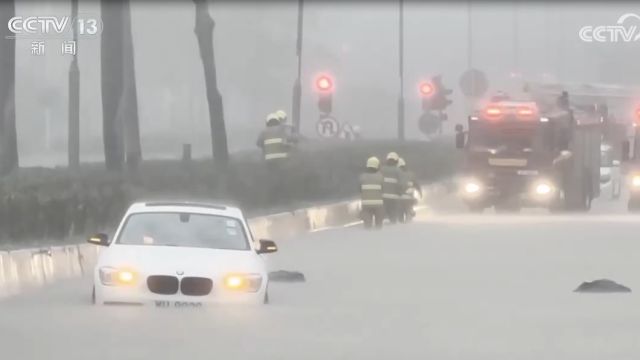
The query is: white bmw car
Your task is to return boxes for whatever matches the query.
[87,201,277,306]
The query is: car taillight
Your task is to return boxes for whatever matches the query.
[517,107,533,116]
[485,107,502,118]
[516,106,537,120]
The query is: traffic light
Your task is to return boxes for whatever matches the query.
[430,76,453,111]
[419,81,435,111]
[315,74,334,114]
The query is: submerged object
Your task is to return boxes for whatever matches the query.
[574,279,631,293]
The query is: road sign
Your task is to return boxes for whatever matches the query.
[316,116,339,138]
[459,69,488,98]
[339,122,355,140]
[418,112,441,136]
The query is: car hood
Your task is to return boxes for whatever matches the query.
[97,245,265,277]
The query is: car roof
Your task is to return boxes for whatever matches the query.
[126,201,244,218]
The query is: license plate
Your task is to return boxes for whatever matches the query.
[488,158,527,167]
[154,300,203,308]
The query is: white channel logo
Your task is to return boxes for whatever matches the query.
[579,13,640,42]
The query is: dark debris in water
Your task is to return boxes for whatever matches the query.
[269,270,306,282]
[574,279,631,293]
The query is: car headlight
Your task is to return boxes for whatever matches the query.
[99,267,138,286]
[223,273,263,292]
[632,175,640,188]
[534,183,553,195]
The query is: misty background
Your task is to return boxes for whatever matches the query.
[12,1,640,166]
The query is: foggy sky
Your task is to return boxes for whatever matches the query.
[11,1,640,166]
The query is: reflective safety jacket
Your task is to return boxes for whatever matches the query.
[359,172,384,206]
[257,125,289,161]
[380,164,401,199]
[398,169,417,199]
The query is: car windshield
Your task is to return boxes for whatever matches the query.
[116,212,249,250]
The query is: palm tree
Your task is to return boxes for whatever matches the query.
[193,0,229,167]
[0,0,18,176]
[100,0,125,171]
[121,0,141,170]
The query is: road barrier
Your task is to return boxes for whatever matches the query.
[0,182,450,299]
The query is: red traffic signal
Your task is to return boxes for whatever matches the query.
[315,75,333,92]
[419,82,434,97]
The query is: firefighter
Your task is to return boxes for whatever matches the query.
[380,152,401,223]
[359,156,384,229]
[275,109,299,147]
[257,113,287,159]
[397,158,421,222]
[256,113,293,206]
[557,91,570,110]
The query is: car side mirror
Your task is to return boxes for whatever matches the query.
[256,239,278,254]
[87,233,110,246]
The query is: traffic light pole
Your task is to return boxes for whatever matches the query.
[397,0,405,140]
[291,0,304,135]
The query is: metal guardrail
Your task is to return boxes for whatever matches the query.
[0,182,449,299]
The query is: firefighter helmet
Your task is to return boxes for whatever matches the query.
[275,110,287,122]
[386,152,399,162]
[266,113,279,124]
[366,157,380,170]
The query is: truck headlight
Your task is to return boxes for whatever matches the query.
[464,182,481,194]
[99,267,138,286]
[223,273,263,292]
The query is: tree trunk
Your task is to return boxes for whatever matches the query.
[0,1,18,176]
[100,0,125,171]
[193,0,229,167]
[68,0,80,169]
[121,0,141,171]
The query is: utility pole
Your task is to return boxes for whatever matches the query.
[397,0,405,140]
[291,0,304,134]
[512,1,519,76]
[466,0,473,112]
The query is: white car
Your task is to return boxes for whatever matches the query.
[87,201,277,306]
